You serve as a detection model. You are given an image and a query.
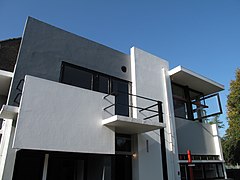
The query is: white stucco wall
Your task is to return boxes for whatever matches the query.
[175,117,217,155]
[13,76,115,154]
[130,47,180,180]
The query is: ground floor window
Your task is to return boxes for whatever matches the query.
[12,150,45,180]
[12,150,132,180]
[180,163,225,180]
[47,155,86,180]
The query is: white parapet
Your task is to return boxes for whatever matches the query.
[12,75,115,154]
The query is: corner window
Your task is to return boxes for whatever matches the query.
[172,82,223,122]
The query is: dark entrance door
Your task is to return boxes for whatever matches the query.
[114,134,132,180]
[115,155,132,180]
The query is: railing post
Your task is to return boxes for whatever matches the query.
[158,101,168,180]
[158,101,163,123]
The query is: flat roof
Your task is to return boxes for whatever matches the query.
[169,66,224,96]
[0,70,13,96]
[102,115,165,134]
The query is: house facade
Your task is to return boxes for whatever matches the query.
[0,17,226,180]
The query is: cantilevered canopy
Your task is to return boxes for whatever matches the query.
[0,70,13,96]
[169,66,224,96]
[102,115,165,134]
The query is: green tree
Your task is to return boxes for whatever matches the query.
[207,114,225,129]
[223,68,240,165]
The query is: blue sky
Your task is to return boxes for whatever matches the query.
[1,0,239,136]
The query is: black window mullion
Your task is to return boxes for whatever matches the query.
[91,73,94,90]
[184,86,194,120]
[203,164,206,180]
[216,163,220,178]
[92,73,98,91]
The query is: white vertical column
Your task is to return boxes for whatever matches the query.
[212,124,227,179]
[0,119,16,180]
[130,47,139,180]
[130,47,167,180]
[42,154,49,180]
[130,47,138,119]
[212,124,223,159]
[162,68,181,180]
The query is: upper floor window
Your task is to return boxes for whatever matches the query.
[172,83,222,122]
[60,62,130,116]
[61,64,92,90]
[172,84,189,119]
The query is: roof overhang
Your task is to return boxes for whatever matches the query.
[102,115,165,134]
[0,70,13,96]
[169,66,224,96]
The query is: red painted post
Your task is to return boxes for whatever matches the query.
[187,150,194,180]
[187,150,192,163]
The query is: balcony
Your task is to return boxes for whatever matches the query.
[169,66,224,122]
[13,76,115,154]
[12,75,165,154]
[102,92,165,134]
[169,66,224,158]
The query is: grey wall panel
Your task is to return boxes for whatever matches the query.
[175,117,216,155]
[8,17,130,105]
[13,76,115,154]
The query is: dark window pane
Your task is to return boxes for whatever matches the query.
[47,156,85,180]
[93,75,109,94]
[99,76,109,93]
[0,118,3,129]
[205,163,218,178]
[180,164,187,179]
[61,64,92,90]
[172,84,186,98]
[115,134,131,152]
[192,164,204,179]
[172,84,189,119]
[111,79,129,116]
[173,99,188,119]
[12,151,45,180]
[217,163,224,177]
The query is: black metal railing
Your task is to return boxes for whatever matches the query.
[192,93,222,122]
[103,91,163,123]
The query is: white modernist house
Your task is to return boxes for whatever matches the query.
[0,17,226,180]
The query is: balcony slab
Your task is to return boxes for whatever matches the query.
[102,115,165,134]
